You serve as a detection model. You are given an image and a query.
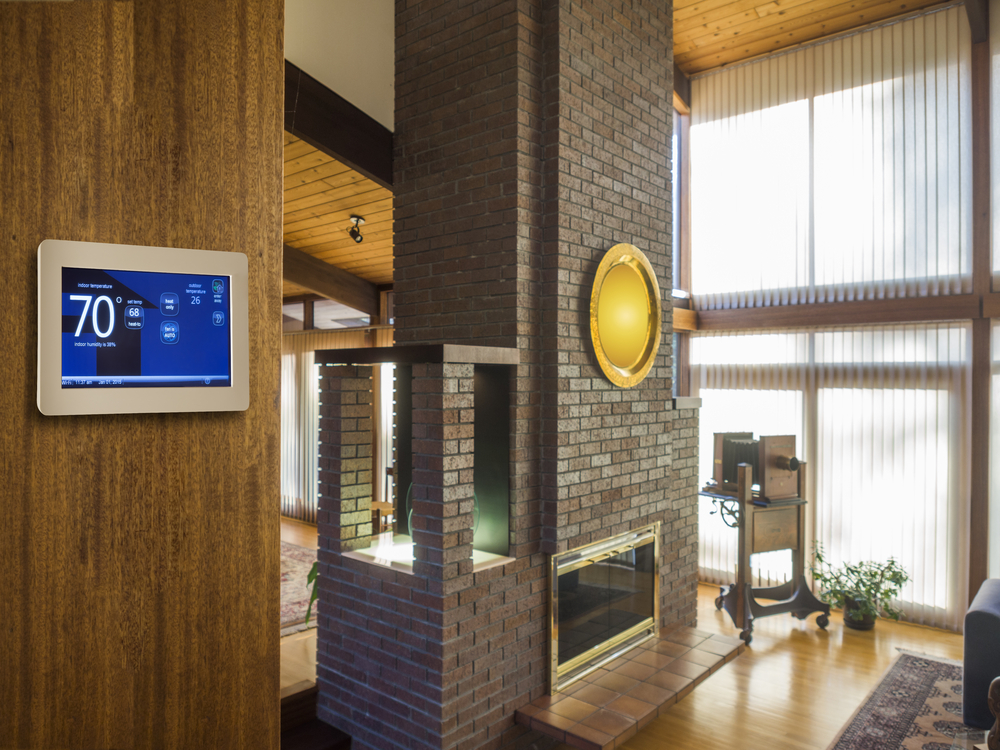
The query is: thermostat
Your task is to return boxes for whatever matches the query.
[37,239,249,415]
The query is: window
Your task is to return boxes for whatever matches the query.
[692,324,970,630]
[689,7,972,310]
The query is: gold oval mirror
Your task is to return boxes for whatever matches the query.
[590,244,662,388]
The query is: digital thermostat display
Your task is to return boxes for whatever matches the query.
[61,267,232,389]
[38,239,249,415]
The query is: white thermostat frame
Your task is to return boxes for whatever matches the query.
[37,239,249,415]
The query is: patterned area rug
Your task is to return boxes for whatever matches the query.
[828,652,977,750]
[281,541,317,637]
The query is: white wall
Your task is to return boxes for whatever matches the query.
[285,0,395,131]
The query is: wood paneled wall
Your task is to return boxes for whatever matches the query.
[0,2,283,748]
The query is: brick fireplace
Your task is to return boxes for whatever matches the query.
[312,2,700,749]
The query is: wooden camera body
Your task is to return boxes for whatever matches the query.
[712,432,800,502]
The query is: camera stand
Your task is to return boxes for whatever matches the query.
[709,462,829,645]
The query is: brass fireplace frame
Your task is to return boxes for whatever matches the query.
[549,522,660,693]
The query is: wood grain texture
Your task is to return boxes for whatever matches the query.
[283,244,379,315]
[552,583,964,750]
[969,41,990,602]
[697,295,982,331]
[970,317,991,605]
[282,135,394,292]
[0,2,283,748]
[983,293,1000,318]
[674,0,947,74]
[673,308,699,332]
[675,334,692,397]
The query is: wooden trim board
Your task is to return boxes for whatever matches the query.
[696,295,982,331]
[314,344,521,366]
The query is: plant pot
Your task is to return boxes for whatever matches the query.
[843,596,876,630]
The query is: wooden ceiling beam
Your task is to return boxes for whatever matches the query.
[283,243,379,316]
[284,61,393,189]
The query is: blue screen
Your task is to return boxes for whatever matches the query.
[61,267,231,389]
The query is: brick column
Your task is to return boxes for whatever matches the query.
[663,398,702,628]
[317,365,374,554]
[411,363,475,584]
[314,2,696,748]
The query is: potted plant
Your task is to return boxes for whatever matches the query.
[304,561,319,625]
[811,543,909,630]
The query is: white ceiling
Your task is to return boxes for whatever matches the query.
[285,0,395,131]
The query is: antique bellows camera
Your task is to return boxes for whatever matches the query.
[710,432,801,504]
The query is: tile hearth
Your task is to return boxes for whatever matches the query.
[515,627,745,750]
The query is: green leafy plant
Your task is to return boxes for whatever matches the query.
[304,561,319,625]
[811,543,909,623]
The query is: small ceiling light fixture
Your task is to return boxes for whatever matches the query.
[348,215,365,244]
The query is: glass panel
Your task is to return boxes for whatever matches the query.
[690,7,972,309]
[556,542,655,668]
[282,301,304,332]
[312,299,369,329]
[691,324,970,629]
[816,386,957,625]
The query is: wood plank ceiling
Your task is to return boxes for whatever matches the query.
[674,0,953,75]
[283,131,393,298]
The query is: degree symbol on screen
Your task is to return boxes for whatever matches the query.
[116,297,122,303]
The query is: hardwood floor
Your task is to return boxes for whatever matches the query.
[278,517,964,749]
[281,629,318,695]
[612,583,962,750]
[281,517,319,549]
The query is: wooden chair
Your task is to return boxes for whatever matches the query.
[370,501,394,535]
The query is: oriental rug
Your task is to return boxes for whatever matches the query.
[827,652,977,750]
[280,541,317,637]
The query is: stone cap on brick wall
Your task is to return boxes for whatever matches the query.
[314,343,520,366]
[673,397,702,410]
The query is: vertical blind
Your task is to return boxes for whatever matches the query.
[690,6,972,310]
[281,327,394,523]
[692,324,970,631]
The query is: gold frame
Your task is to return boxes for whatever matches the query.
[589,243,662,388]
[549,522,661,693]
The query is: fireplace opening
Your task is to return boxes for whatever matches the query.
[549,523,660,692]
